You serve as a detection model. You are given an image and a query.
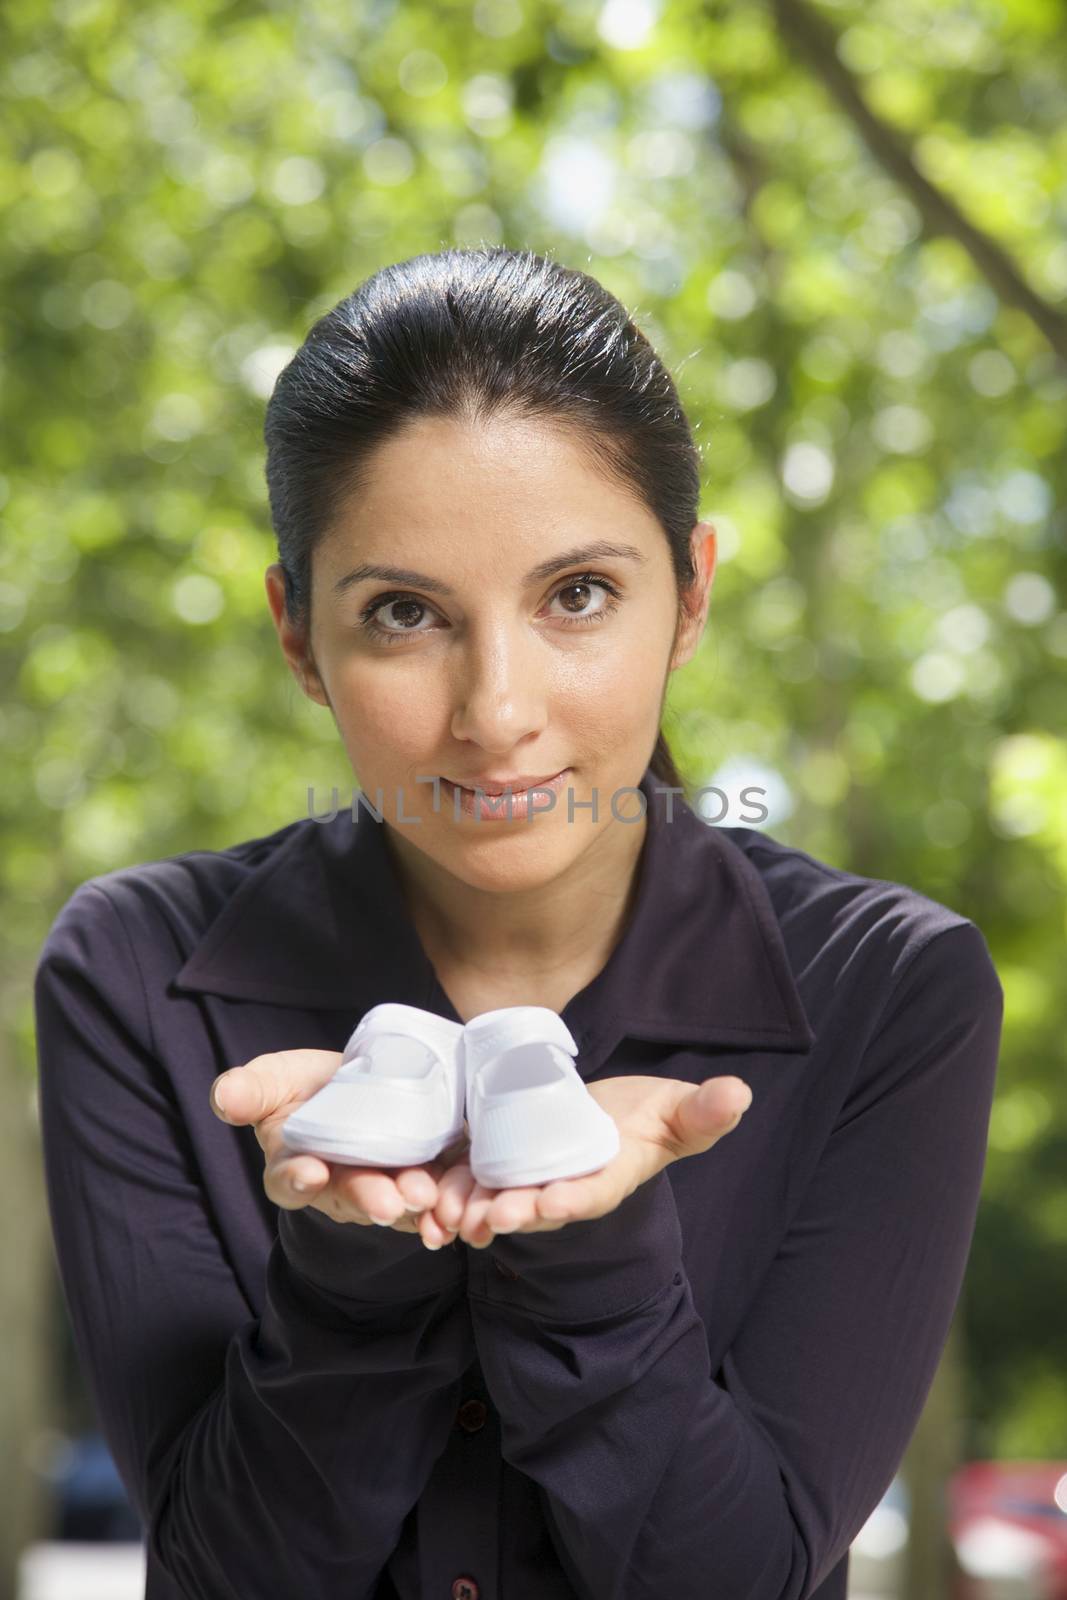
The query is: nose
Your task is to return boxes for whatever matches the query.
[449,616,548,750]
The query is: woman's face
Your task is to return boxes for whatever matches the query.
[266,412,715,892]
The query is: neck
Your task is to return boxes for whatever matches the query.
[382,813,648,986]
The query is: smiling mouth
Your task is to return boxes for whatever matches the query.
[444,771,567,796]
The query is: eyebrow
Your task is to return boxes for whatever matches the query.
[331,540,649,599]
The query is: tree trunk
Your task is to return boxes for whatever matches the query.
[0,1047,56,1600]
[899,1311,966,1600]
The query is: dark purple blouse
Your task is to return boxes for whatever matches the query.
[33,767,1004,1599]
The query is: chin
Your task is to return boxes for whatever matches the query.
[441,824,576,888]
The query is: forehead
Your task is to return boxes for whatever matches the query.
[316,413,661,578]
[355,412,627,511]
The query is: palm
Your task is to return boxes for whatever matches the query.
[232,1050,468,1230]
[433,1072,751,1246]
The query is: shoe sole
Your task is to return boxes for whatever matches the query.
[470,1118,620,1189]
[281,1121,460,1168]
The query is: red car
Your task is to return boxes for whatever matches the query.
[949,1460,1067,1600]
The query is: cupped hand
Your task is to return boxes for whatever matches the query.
[209,1050,471,1249]
[429,1073,754,1249]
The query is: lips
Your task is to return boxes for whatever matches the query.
[440,769,570,822]
[446,771,566,796]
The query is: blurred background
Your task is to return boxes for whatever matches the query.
[2,0,1066,1595]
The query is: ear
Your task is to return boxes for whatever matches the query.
[264,564,331,708]
[669,523,717,671]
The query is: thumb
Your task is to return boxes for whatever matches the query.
[676,1077,753,1154]
[210,1064,277,1125]
[210,1048,342,1126]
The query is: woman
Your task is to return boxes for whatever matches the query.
[34,246,1004,1600]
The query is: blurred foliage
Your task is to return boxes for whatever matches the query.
[2,0,1065,1463]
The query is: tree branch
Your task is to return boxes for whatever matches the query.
[770,0,1067,366]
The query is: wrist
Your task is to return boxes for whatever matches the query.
[479,1168,683,1321]
[279,1201,467,1305]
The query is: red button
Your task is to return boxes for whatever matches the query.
[493,1258,519,1280]
[451,1578,479,1599]
[456,1399,486,1432]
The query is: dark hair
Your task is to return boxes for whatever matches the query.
[264,245,702,798]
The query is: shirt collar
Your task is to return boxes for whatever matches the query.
[172,768,815,1058]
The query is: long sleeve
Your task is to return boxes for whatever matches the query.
[467,920,1004,1600]
[33,881,475,1600]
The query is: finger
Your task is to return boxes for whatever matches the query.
[263,1153,331,1210]
[211,1049,341,1128]
[537,1168,613,1221]
[313,1179,420,1232]
[336,1167,407,1225]
[317,1164,440,1230]
[457,1182,499,1247]
[392,1166,440,1213]
[487,1186,542,1233]
[212,1064,284,1127]
[434,1162,478,1230]
[678,1077,752,1152]
[417,1209,457,1250]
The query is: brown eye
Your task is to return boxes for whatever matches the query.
[359,591,441,645]
[383,598,426,629]
[547,574,622,626]
[558,582,594,613]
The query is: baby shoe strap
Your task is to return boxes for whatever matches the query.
[463,1005,578,1077]
[342,1003,458,1066]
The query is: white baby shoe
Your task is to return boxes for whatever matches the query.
[281,1002,465,1168]
[461,1005,620,1188]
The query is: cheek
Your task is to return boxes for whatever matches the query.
[555,630,667,727]
[330,659,450,758]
